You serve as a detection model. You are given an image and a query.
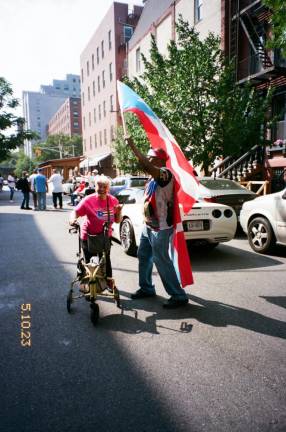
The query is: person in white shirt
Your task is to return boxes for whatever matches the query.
[48,169,64,209]
[7,173,16,202]
[28,169,38,209]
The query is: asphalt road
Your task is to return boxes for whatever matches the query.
[1,189,285,432]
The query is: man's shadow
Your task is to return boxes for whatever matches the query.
[99,291,286,339]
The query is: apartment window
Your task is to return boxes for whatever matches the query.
[93,80,95,97]
[81,68,84,83]
[88,86,90,101]
[99,131,102,146]
[109,63,113,81]
[110,94,113,111]
[104,129,107,145]
[73,100,78,105]
[83,116,86,129]
[123,25,133,43]
[92,54,95,70]
[73,111,78,116]
[103,100,106,117]
[90,136,92,150]
[73,121,79,127]
[94,134,97,148]
[110,125,114,141]
[94,108,96,123]
[101,40,104,59]
[108,30,112,49]
[136,47,141,73]
[98,104,101,121]
[89,112,91,126]
[195,0,203,23]
[82,92,85,106]
[96,47,99,64]
[97,76,100,92]
[102,70,105,88]
[84,139,86,151]
[87,61,89,76]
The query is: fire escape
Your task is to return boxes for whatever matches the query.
[213,0,286,191]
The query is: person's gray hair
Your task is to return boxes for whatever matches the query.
[96,175,111,187]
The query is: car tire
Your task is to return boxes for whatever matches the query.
[120,219,137,256]
[247,217,275,254]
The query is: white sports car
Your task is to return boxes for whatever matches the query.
[112,188,237,256]
[240,188,286,254]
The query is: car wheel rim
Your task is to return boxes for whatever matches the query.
[251,223,268,249]
[121,222,131,250]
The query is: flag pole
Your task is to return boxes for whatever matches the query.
[117,80,127,136]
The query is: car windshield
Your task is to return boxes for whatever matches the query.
[200,179,244,190]
[130,178,147,187]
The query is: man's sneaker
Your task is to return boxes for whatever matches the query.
[162,298,188,309]
[131,289,156,299]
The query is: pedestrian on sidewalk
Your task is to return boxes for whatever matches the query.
[48,169,63,209]
[28,169,38,210]
[34,169,48,210]
[7,173,16,202]
[16,172,32,210]
[0,173,4,192]
[124,136,189,309]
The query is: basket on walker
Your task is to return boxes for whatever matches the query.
[66,222,120,326]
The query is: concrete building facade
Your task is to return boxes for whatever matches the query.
[48,97,82,137]
[23,74,81,158]
[80,2,143,176]
[128,0,222,79]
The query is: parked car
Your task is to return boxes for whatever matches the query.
[62,177,82,195]
[112,188,237,256]
[198,177,256,217]
[110,175,148,196]
[240,188,286,254]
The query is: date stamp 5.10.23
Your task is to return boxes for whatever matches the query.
[20,303,31,347]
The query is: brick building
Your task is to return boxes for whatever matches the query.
[48,97,82,137]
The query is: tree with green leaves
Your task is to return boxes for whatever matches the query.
[34,133,83,162]
[14,150,36,177]
[115,18,272,174]
[0,77,38,162]
[263,0,286,56]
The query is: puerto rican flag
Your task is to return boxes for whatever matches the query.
[117,81,200,287]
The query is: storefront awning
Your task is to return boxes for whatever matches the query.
[79,152,111,169]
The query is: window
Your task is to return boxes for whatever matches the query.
[94,108,96,123]
[88,86,90,101]
[84,139,86,151]
[103,101,106,117]
[136,47,141,73]
[123,25,133,43]
[95,134,97,148]
[81,68,84,83]
[109,62,113,81]
[110,95,113,112]
[110,125,114,141]
[82,91,85,106]
[99,131,102,146]
[96,47,99,64]
[90,136,92,150]
[102,70,105,88]
[73,100,78,105]
[73,111,78,116]
[87,61,89,76]
[92,80,95,97]
[73,121,79,128]
[83,116,86,129]
[104,129,107,145]
[108,30,112,50]
[89,112,91,126]
[92,54,95,70]
[98,104,101,120]
[97,76,100,92]
[195,0,203,23]
[101,40,104,58]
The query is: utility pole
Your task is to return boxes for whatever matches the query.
[58,137,63,159]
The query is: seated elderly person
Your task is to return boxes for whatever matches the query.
[69,175,122,284]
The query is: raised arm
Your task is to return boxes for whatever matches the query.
[124,136,161,180]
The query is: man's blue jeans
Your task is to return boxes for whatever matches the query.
[37,192,46,210]
[137,225,188,300]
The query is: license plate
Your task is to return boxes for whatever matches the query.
[186,220,204,231]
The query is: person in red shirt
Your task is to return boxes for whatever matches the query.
[69,176,122,279]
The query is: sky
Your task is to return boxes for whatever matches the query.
[0,0,143,114]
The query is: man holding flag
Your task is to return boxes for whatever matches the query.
[125,136,189,308]
[117,80,200,308]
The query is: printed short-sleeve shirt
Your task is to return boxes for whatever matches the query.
[75,193,119,240]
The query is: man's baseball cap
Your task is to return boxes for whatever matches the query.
[147,148,168,160]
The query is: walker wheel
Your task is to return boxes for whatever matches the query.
[67,289,73,313]
[114,287,121,309]
[90,302,99,326]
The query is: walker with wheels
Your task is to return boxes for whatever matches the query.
[67,223,121,326]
